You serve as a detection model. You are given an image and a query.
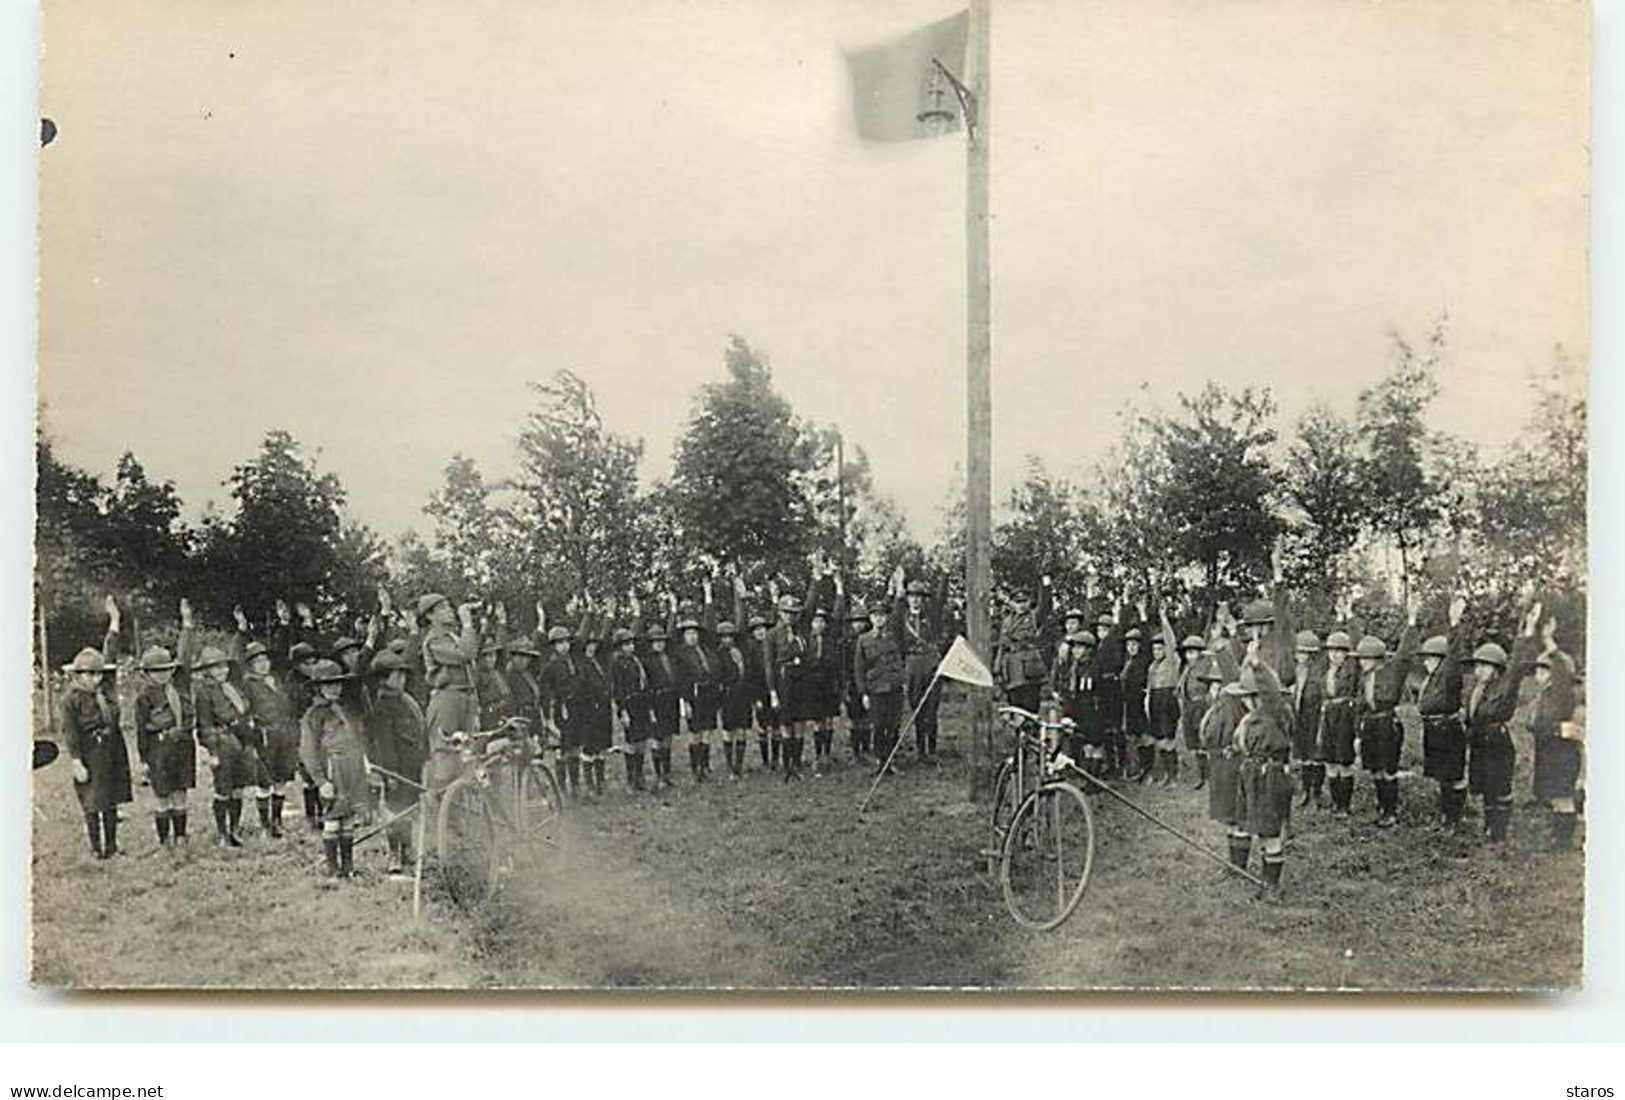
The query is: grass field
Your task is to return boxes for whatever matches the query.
[30,689,1583,990]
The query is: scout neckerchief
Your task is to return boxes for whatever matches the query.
[164,682,185,738]
[1363,668,1377,709]
[221,679,249,720]
[632,652,648,691]
[730,645,744,678]
[92,681,114,738]
[1468,680,1484,722]
[693,642,711,678]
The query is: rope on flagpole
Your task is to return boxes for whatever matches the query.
[856,667,945,816]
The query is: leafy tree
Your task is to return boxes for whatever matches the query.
[1280,405,1368,601]
[514,370,646,602]
[1355,317,1453,602]
[671,336,815,579]
[1091,406,1179,600]
[1154,384,1281,597]
[98,452,193,623]
[992,458,1090,601]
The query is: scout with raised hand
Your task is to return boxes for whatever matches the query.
[1121,607,1154,783]
[1316,593,1362,819]
[1529,614,1580,850]
[331,614,379,718]
[1463,601,1543,844]
[539,621,585,796]
[716,615,754,780]
[233,604,299,838]
[1288,630,1326,807]
[896,565,949,763]
[1146,602,1184,786]
[419,593,483,789]
[575,603,615,797]
[1197,655,1249,871]
[743,580,782,771]
[364,649,428,878]
[187,601,257,847]
[59,598,133,860]
[802,597,844,777]
[1090,602,1126,779]
[842,581,875,763]
[609,616,653,792]
[1413,594,1470,828]
[994,575,1052,716]
[855,595,906,776]
[644,619,682,790]
[132,602,196,848]
[1175,629,1212,789]
[1057,628,1101,770]
[771,583,812,781]
[674,580,723,783]
[299,659,370,879]
[475,635,515,731]
[1226,666,1295,890]
[503,631,546,732]
[1352,600,1420,829]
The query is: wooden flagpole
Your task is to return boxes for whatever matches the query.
[965,0,995,802]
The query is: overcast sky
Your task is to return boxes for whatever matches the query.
[38,0,1588,544]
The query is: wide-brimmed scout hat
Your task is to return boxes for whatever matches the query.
[1471,643,1509,669]
[139,645,178,671]
[415,593,450,618]
[905,580,931,597]
[676,618,702,632]
[1419,635,1451,659]
[1294,630,1322,653]
[288,641,318,664]
[1123,627,1144,642]
[1323,631,1354,652]
[1224,667,1262,697]
[369,650,408,676]
[1241,600,1276,626]
[748,614,771,630]
[507,635,542,657]
[1066,630,1097,648]
[1096,612,1114,628]
[1180,634,1207,653]
[480,638,508,657]
[1354,635,1387,660]
[846,603,869,622]
[776,595,802,614]
[546,625,574,643]
[1063,607,1087,623]
[330,636,361,657]
[645,624,669,641]
[612,628,636,645]
[64,648,110,675]
[191,645,230,672]
[242,641,271,663]
[810,607,830,622]
[716,621,738,637]
[310,659,349,683]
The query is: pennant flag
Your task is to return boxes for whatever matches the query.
[936,635,995,688]
[845,10,969,142]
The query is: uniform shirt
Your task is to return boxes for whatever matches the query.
[538,650,583,726]
[298,698,365,780]
[1290,659,1325,745]
[504,664,544,728]
[364,687,428,785]
[134,679,196,765]
[1464,638,1539,731]
[994,586,1051,686]
[60,679,119,763]
[674,640,720,704]
[1413,627,1466,717]
[609,649,651,721]
[1199,693,1246,753]
[195,678,250,754]
[1356,627,1418,722]
[423,623,481,692]
[855,629,905,696]
[1233,706,1292,759]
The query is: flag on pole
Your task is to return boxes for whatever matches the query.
[936,635,995,688]
[845,10,969,142]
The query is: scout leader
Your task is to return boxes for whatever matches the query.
[993,575,1053,716]
[234,609,300,838]
[364,649,429,878]
[1120,619,1154,783]
[839,577,875,763]
[193,633,264,848]
[1411,595,1469,828]
[299,659,371,879]
[418,593,484,789]
[894,567,949,763]
[59,598,133,860]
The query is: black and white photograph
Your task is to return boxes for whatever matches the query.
[30,0,1588,992]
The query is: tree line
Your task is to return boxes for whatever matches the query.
[34,318,1585,666]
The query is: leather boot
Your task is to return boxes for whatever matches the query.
[85,812,104,858]
[1194,752,1209,791]
[565,757,581,795]
[624,753,639,790]
[1136,744,1156,783]
[1261,854,1284,890]
[1551,811,1577,851]
[1227,833,1251,870]
[270,794,285,837]
[257,796,272,833]
[155,813,172,845]
[338,836,354,878]
[101,811,119,857]
[592,759,606,795]
[322,837,339,877]
[1486,804,1511,843]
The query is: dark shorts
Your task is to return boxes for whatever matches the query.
[688,684,722,732]
[1149,690,1179,741]
[1532,735,1582,802]
[720,686,756,731]
[1236,758,1293,838]
[1290,717,1319,762]
[1359,715,1402,775]
[1421,715,1466,783]
[572,696,612,753]
[1318,702,1357,766]
[795,683,842,723]
[1124,695,1149,740]
[1005,682,1041,715]
[147,735,197,797]
[650,693,680,740]
[869,691,902,737]
[209,732,262,794]
[73,731,134,814]
[1208,753,1240,826]
[1468,724,1515,801]
[755,699,781,731]
[260,727,301,784]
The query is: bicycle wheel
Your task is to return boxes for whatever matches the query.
[1000,781,1096,931]
[991,757,1020,842]
[515,759,566,866]
[436,775,496,907]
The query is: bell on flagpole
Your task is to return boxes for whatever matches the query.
[916,69,957,136]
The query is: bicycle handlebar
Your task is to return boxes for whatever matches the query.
[997,705,1075,733]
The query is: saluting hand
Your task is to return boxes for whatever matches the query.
[233,604,249,632]
[179,598,194,629]
[1449,594,1468,628]
[275,599,291,625]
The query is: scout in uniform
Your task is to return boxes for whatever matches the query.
[364,649,428,877]
[896,571,948,762]
[237,637,299,838]
[1091,608,1126,779]
[1353,611,1418,829]
[193,633,261,848]
[575,614,615,797]
[843,599,874,762]
[1528,617,1579,848]
[287,640,324,829]
[716,620,755,779]
[133,636,196,848]
[993,576,1052,716]
[58,599,132,860]
[1413,596,1469,827]
[609,627,653,791]
[1056,630,1100,769]
[300,659,370,878]
[771,592,811,781]
[1121,624,1154,782]
[474,634,516,731]
[746,612,780,770]
[1287,631,1326,807]
[540,624,586,796]
[855,600,906,775]
[643,624,682,789]
[419,594,483,789]
[1175,632,1212,788]
[1316,631,1360,818]
[503,635,546,731]
[1198,656,1249,869]
[675,596,723,784]
[1227,665,1295,889]
[1464,608,1541,844]
[332,628,378,719]
[1146,606,1184,786]
[802,605,844,776]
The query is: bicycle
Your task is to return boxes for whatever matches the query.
[992,705,1098,931]
[435,718,567,906]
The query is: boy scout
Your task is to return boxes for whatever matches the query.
[1316,630,1360,818]
[771,592,811,781]
[842,592,874,762]
[233,617,299,838]
[419,594,482,788]
[610,627,653,791]
[1464,602,1543,843]
[364,649,428,877]
[1091,608,1125,779]
[745,612,780,771]
[1288,631,1326,807]
[716,620,754,780]
[855,600,906,775]
[1227,666,1294,889]
[540,624,586,796]
[675,593,723,784]
[802,605,844,776]
[133,634,195,848]
[193,639,258,848]
[643,624,682,790]
[896,569,948,762]
[576,614,615,796]
[300,659,370,878]
[993,576,1052,715]
[1121,623,1154,782]
[1353,606,1419,829]
[1412,596,1469,827]
[59,598,132,860]
[1146,606,1184,786]
[286,640,323,829]
[1198,658,1248,870]
[1175,632,1210,789]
